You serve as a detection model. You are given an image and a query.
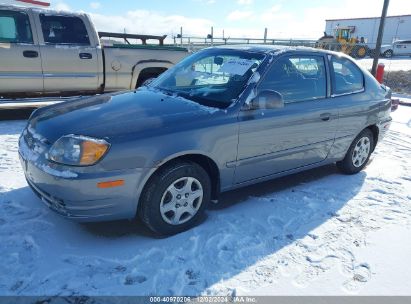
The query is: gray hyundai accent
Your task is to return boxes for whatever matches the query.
[19,45,392,235]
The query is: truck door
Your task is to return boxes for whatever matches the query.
[35,13,100,93]
[0,9,43,94]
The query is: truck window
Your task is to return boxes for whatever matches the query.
[0,10,33,44]
[39,14,90,45]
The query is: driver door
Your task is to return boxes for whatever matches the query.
[235,54,338,183]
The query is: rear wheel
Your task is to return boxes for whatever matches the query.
[139,161,211,235]
[337,129,374,174]
[383,49,393,58]
[136,67,167,88]
[141,77,156,86]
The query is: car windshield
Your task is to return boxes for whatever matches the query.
[149,49,265,109]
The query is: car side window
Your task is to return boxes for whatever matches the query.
[331,56,364,95]
[258,55,327,103]
[0,10,33,44]
[39,14,90,45]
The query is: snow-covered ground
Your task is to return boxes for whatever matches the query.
[358,57,411,71]
[0,105,410,296]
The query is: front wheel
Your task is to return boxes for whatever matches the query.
[138,161,211,235]
[352,46,368,59]
[337,129,374,174]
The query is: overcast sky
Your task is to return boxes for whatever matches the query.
[52,0,411,40]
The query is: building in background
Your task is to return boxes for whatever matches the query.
[325,15,411,45]
[0,0,50,7]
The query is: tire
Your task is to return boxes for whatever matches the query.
[138,161,211,235]
[337,129,374,175]
[136,74,157,88]
[141,77,155,87]
[353,46,368,59]
[383,49,393,58]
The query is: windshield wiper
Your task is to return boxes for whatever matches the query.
[152,86,176,96]
[155,86,227,109]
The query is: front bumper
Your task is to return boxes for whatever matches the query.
[19,136,148,222]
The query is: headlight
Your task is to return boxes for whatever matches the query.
[48,135,110,166]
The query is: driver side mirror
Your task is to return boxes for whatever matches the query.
[249,90,284,110]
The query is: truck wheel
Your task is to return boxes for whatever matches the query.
[337,129,374,175]
[383,50,393,58]
[141,77,155,86]
[139,161,211,235]
[136,68,167,88]
[136,74,157,88]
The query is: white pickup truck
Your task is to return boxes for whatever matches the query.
[0,4,188,97]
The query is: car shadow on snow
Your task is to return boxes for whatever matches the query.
[82,164,344,236]
[1,164,366,295]
[213,164,343,210]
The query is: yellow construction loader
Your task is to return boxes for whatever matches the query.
[316,27,369,58]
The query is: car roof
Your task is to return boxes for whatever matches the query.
[211,44,337,56]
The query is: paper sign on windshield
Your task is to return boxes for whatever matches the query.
[218,59,255,76]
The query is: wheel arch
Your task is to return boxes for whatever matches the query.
[130,61,174,88]
[366,124,379,152]
[135,153,221,216]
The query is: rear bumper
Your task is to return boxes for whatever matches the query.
[19,149,148,222]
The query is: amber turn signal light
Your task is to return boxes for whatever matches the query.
[97,180,125,189]
[80,141,109,165]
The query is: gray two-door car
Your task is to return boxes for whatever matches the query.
[19,45,392,235]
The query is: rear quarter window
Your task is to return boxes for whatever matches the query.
[331,56,364,95]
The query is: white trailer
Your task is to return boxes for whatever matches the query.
[325,15,411,45]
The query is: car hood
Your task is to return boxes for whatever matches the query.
[29,88,221,143]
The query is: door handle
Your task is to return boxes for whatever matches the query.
[320,113,331,121]
[23,50,39,58]
[79,53,92,59]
